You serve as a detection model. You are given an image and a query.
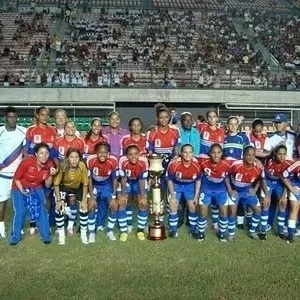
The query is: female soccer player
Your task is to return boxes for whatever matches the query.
[24,106,57,234]
[282,160,300,243]
[53,148,89,245]
[167,144,201,239]
[53,121,85,163]
[9,143,56,245]
[224,116,250,229]
[197,144,231,242]
[102,112,129,159]
[87,142,118,242]
[118,145,149,242]
[226,146,265,241]
[84,118,108,159]
[247,118,270,159]
[260,145,292,239]
[197,109,225,157]
[120,117,148,156]
[147,107,180,159]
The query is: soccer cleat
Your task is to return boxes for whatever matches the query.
[189,232,198,240]
[248,232,260,240]
[218,234,228,243]
[127,225,133,234]
[168,231,178,239]
[97,226,104,232]
[286,236,295,244]
[227,235,235,243]
[120,233,128,242]
[89,232,96,244]
[137,232,145,241]
[107,231,116,241]
[294,229,300,237]
[259,233,267,240]
[81,233,89,245]
[237,224,245,230]
[67,228,74,237]
[58,235,65,245]
[0,232,7,238]
[197,233,205,242]
[278,233,286,240]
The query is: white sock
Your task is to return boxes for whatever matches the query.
[67,220,74,230]
[0,221,5,235]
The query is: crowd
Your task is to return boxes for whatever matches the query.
[1,105,300,247]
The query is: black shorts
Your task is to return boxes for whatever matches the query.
[60,186,82,202]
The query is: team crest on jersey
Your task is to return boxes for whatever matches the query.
[175,171,182,178]
[126,169,131,176]
[255,141,261,149]
[155,139,161,147]
[33,134,41,143]
[59,146,65,155]
[170,139,175,146]
[235,173,243,181]
[203,131,210,140]
[93,167,99,176]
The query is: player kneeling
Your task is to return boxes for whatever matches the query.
[197,144,231,242]
[167,144,201,239]
[10,143,56,245]
[87,142,118,242]
[53,148,89,245]
[117,145,149,242]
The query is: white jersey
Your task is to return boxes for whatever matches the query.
[264,130,296,158]
[0,126,26,176]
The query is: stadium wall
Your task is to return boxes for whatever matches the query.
[0,88,300,105]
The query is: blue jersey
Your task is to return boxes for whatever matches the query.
[223,133,250,161]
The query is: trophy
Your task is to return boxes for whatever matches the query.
[148,154,166,240]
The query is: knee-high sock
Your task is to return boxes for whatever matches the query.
[107,211,117,233]
[88,211,96,233]
[79,211,88,232]
[169,212,178,233]
[260,210,269,233]
[137,210,148,231]
[118,209,128,233]
[228,217,236,236]
[249,213,261,233]
[126,204,133,226]
[218,216,228,236]
[197,216,206,234]
[188,211,198,233]
[67,203,77,230]
[288,219,296,239]
[277,210,286,234]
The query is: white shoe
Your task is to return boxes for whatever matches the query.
[58,235,65,245]
[81,232,89,244]
[29,227,37,235]
[127,225,133,234]
[107,231,116,241]
[295,229,300,236]
[97,226,104,232]
[0,232,7,238]
[89,232,96,243]
[58,230,66,245]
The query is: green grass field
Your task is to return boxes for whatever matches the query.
[0,204,300,300]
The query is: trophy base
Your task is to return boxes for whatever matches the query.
[148,222,166,241]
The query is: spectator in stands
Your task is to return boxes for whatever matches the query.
[235,77,242,87]
[3,72,9,87]
[170,77,177,88]
[128,73,135,87]
[18,71,25,86]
